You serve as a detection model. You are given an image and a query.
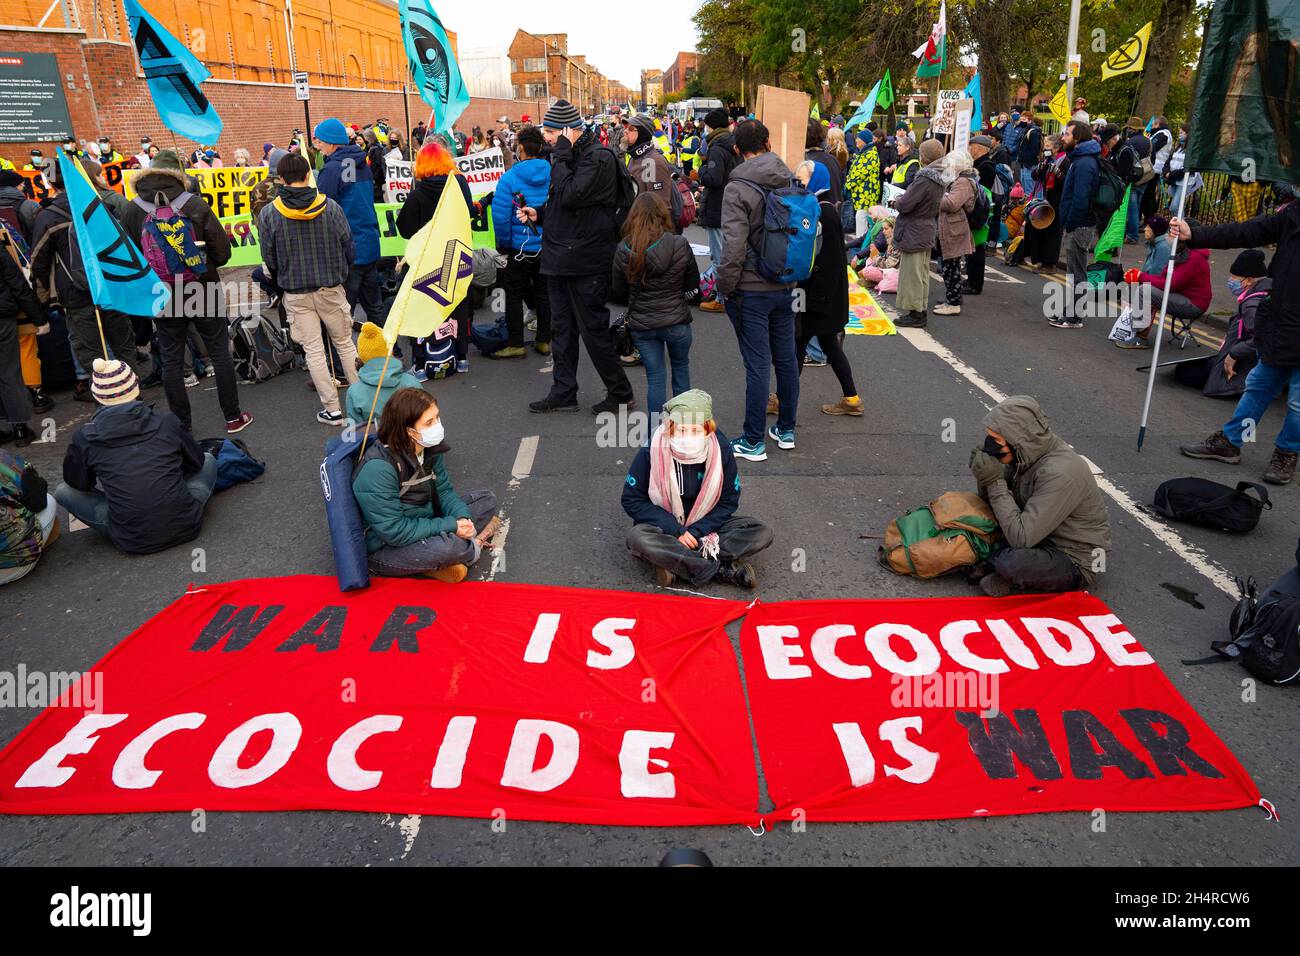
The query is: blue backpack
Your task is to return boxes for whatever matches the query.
[739,178,822,283]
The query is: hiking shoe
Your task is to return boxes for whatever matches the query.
[933,303,962,315]
[1180,430,1241,464]
[488,346,528,359]
[317,409,346,426]
[226,412,254,434]
[1264,447,1298,485]
[767,425,795,450]
[979,573,1013,598]
[731,437,768,462]
[534,340,551,355]
[822,396,864,417]
[715,559,757,589]
[425,563,468,584]
[29,387,53,413]
[700,299,725,313]
[653,565,675,587]
[894,310,928,328]
[803,354,827,367]
[591,396,635,416]
[184,371,199,388]
[1047,317,1084,329]
[529,396,579,413]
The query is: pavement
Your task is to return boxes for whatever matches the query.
[1,226,1295,867]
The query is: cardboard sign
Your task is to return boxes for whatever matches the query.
[755,85,812,176]
[930,89,962,136]
[385,147,505,205]
[952,98,974,155]
[125,166,267,218]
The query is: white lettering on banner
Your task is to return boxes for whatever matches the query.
[938,621,1010,674]
[429,716,476,789]
[619,730,677,798]
[111,713,206,789]
[810,624,873,679]
[523,612,561,663]
[208,713,302,788]
[588,618,636,670]
[865,624,942,676]
[500,719,580,792]
[833,718,940,788]
[15,713,127,787]
[757,625,812,679]
[327,714,404,791]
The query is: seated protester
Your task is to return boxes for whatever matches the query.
[345,322,423,427]
[1140,215,1172,276]
[0,448,59,586]
[1115,244,1212,349]
[1173,249,1268,398]
[968,395,1111,597]
[610,193,699,417]
[622,389,773,589]
[853,215,900,292]
[352,387,499,583]
[53,359,219,555]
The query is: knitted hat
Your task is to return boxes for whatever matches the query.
[149,148,185,174]
[970,135,993,149]
[704,108,729,131]
[1146,215,1169,237]
[919,139,945,164]
[266,148,290,177]
[664,389,713,427]
[313,117,351,145]
[91,358,139,406]
[1229,248,1267,278]
[356,322,388,364]
[542,99,581,130]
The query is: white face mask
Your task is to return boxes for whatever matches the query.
[414,422,444,448]
[669,433,709,460]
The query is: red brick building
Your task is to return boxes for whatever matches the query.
[661,52,698,96]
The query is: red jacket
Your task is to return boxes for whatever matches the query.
[1138,247,1212,312]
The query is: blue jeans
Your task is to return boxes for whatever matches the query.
[724,289,799,442]
[1224,362,1300,452]
[1126,181,1147,240]
[804,337,826,363]
[1019,166,1035,194]
[631,324,693,416]
[705,227,724,278]
[54,453,218,538]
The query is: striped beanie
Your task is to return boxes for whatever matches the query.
[91,358,139,406]
[542,99,581,130]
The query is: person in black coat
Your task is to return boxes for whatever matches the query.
[0,241,42,444]
[804,117,844,208]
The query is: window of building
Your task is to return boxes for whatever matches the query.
[525,83,547,98]
[524,57,545,73]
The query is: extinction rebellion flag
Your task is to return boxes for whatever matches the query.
[399,0,470,135]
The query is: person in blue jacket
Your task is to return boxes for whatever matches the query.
[490,125,552,358]
[621,389,772,589]
[1051,121,1101,330]
[313,117,384,326]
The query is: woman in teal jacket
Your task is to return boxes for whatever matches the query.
[352,388,499,582]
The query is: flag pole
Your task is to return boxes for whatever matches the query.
[1136,174,1191,450]
[357,344,395,458]
[93,305,109,359]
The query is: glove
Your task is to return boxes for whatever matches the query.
[1123,268,1141,285]
[969,448,1005,487]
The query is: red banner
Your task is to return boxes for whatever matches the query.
[740,593,1260,822]
[0,576,758,826]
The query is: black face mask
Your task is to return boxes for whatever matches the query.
[983,434,1008,458]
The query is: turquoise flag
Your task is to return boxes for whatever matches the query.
[56,149,167,318]
[963,73,983,134]
[124,0,222,144]
[399,0,469,135]
[846,79,882,131]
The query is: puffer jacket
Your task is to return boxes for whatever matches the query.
[352,442,471,553]
[717,150,796,296]
[1137,246,1212,313]
[980,396,1112,587]
[1200,279,1269,399]
[938,171,976,259]
[491,158,550,254]
[316,144,380,265]
[698,129,738,229]
[611,233,699,331]
[344,357,424,424]
[891,162,946,254]
[1059,138,1101,231]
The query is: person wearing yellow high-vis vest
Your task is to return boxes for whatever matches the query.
[0,157,14,172]
[887,136,919,189]
[678,128,701,177]
[653,118,675,165]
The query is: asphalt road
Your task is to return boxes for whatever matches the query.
[2,227,1295,866]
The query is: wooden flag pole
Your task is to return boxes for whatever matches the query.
[357,344,395,458]
[93,305,109,359]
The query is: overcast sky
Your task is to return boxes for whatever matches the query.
[441,0,703,89]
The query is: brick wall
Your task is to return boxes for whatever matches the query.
[1,25,550,166]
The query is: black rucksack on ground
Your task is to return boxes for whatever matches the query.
[1153,478,1270,533]
[229,311,295,383]
[1211,591,1300,686]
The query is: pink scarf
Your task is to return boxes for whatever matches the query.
[648,425,723,559]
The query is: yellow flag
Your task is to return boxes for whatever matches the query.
[381,180,474,348]
[1048,82,1071,127]
[1101,21,1152,81]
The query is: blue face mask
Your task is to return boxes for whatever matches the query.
[1226,278,1246,297]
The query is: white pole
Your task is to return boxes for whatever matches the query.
[1065,0,1081,107]
[1136,178,1192,450]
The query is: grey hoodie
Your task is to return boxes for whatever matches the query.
[717,150,795,296]
[980,396,1112,586]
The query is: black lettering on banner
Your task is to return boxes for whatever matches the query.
[1062,709,1153,780]
[955,709,1063,780]
[225,219,257,250]
[381,209,400,238]
[370,606,437,653]
[192,604,285,651]
[1120,708,1224,778]
[276,606,348,652]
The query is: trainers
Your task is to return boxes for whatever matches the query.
[592,396,635,416]
[933,303,962,315]
[618,349,642,367]
[487,346,528,359]
[700,299,725,313]
[1180,430,1242,464]
[731,437,768,462]
[822,396,864,417]
[715,559,757,589]
[894,310,928,328]
[226,412,254,434]
[317,409,346,426]
[1264,447,1298,485]
[456,359,469,374]
[766,392,779,416]
[978,573,1013,598]
[184,371,199,388]
[1047,317,1084,329]
[534,341,551,355]
[767,425,795,450]
[803,354,827,367]
[412,367,429,383]
[529,396,579,413]
[425,563,468,583]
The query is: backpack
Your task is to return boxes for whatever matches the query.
[966,177,992,231]
[605,145,638,232]
[992,163,1014,198]
[0,449,46,572]
[668,175,697,230]
[196,437,267,491]
[1153,478,1271,533]
[878,492,1001,578]
[0,205,31,261]
[738,178,822,284]
[132,193,206,284]
[1091,157,1126,222]
[229,312,295,383]
[414,333,457,380]
[1211,592,1300,686]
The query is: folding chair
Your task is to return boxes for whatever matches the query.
[1168,311,1205,350]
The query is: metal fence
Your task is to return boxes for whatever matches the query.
[1152,170,1283,225]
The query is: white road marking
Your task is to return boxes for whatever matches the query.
[894,325,1240,598]
[510,435,539,485]
[68,515,90,532]
[983,265,1025,285]
[487,517,510,581]
[379,812,422,859]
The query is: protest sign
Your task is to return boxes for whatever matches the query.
[16,169,55,203]
[386,148,504,205]
[930,89,962,136]
[952,98,974,155]
[126,166,266,218]
[755,85,812,176]
[383,158,412,204]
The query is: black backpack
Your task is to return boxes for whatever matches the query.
[604,145,637,232]
[1153,478,1271,533]
[966,177,992,231]
[1091,156,1126,222]
[1214,593,1300,686]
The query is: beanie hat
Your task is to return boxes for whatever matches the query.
[542,100,581,130]
[970,135,993,149]
[356,322,388,364]
[664,389,713,427]
[266,148,290,177]
[1229,248,1267,278]
[149,148,185,174]
[1146,215,1169,237]
[91,358,139,406]
[919,139,945,165]
[313,117,351,146]
[703,108,729,131]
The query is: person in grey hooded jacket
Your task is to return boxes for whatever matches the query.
[968,395,1112,595]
